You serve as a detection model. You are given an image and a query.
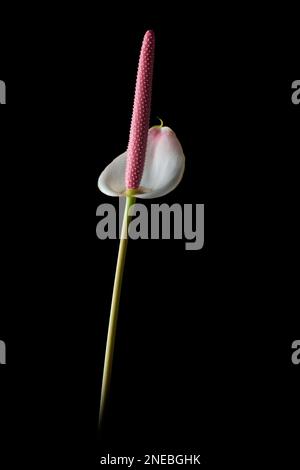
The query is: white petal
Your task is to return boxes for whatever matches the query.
[138,127,185,199]
[98,152,127,197]
[98,127,185,198]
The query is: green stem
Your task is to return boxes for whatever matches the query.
[99,195,136,429]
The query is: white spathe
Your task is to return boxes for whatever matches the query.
[98,127,185,199]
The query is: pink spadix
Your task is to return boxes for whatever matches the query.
[125,30,155,190]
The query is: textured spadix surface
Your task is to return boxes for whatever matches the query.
[125,30,155,190]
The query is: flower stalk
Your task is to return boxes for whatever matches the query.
[99,195,136,428]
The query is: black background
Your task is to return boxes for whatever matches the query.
[0,6,299,468]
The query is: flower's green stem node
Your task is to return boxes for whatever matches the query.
[125,189,138,197]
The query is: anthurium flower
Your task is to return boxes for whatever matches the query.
[98,30,185,199]
[98,30,186,431]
